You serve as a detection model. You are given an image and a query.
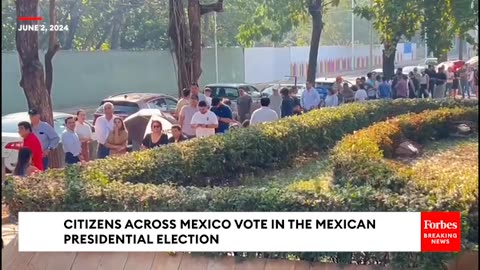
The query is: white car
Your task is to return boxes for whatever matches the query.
[2,111,95,172]
[261,84,306,98]
[314,77,354,89]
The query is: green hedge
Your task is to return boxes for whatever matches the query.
[26,99,478,187]
[3,102,479,268]
[330,107,479,243]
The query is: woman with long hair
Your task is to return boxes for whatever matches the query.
[74,110,93,161]
[105,117,128,155]
[142,120,169,149]
[13,147,39,176]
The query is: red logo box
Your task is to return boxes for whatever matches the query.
[421,212,461,252]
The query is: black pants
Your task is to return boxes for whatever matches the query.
[419,84,429,98]
[65,152,80,165]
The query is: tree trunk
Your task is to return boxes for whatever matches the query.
[382,43,396,80]
[188,0,203,83]
[63,1,82,50]
[169,0,193,96]
[16,0,61,168]
[306,0,323,83]
[458,36,464,60]
[110,9,125,50]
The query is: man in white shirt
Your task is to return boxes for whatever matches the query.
[302,81,320,112]
[94,102,115,158]
[354,86,368,102]
[204,88,213,107]
[250,97,279,125]
[191,101,219,138]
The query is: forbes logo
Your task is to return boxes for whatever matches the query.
[423,220,458,230]
[420,212,461,252]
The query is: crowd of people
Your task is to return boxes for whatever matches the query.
[11,63,478,177]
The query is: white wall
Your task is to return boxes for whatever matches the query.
[244,43,418,83]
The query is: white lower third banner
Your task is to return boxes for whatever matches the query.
[18,212,461,252]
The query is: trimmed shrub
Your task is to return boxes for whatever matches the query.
[19,99,479,187]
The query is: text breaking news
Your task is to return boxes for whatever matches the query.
[18,212,461,252]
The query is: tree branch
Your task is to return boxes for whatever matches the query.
[200,0,224,15]
[45,0,59,95]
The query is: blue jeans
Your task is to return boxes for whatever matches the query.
[65,152,80,165]
[97,144,110,159]
[461,80,470,98]
[42,157,49,170]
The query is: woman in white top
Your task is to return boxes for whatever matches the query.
[324,88,339,107]
[75,110,93,161]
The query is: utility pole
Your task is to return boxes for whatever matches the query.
[214,12,219,83]
[368,0,373,69]
[351,0,355,71]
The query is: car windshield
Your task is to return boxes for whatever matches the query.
[315,82,334,88]
[97,101,140,115]
[209,87,239,99]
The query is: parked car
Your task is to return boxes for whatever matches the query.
[314,77,354,90]
[204,83,262,116]
[261,83,305,98]
[436,60,465,72]
[424,57,438,66]
[2,111,95,172]
[370,68,383,78]
[93,92,179,125]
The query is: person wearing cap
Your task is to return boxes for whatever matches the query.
[190,101,218,138]
[94,102,115,159]
[28,109,60,169]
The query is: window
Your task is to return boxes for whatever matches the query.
[210,87,239,99]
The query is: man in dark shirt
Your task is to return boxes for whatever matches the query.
[237,87,252,122]
[168,125,187,143]
[425,65,437,97]
[210,97,235,134]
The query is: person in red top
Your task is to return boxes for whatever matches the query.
[17,121,44,171]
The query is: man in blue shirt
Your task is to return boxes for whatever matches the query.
[210,97,235,134]
[378,76,392,99]
[28,109,60,169]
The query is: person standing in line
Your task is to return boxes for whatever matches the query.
[142,120,169,149]
[452,71,461,99]
[28,109,60,169]
[354,84,368,102]
[210,97,236,134]
[302,81,320,113]
[237,86,252,123]
[62,116,84,165]
[204,88,213,107]
[175,88,190,119]
[179,94,199,139]
[191,82,207,103]
[324,88,339,107]
[378,76,392,99]
[413,67,422,82]
[446,66,454,97]
[268,88,282,117]
[94,102,115,159]
[105,117,128,156]
[459,66,469,99]
[465,66,474,99]
[281,87,295,117]
[250,97,279,125]
[426,65,437,97]
[13,148,39,176]
[17,121,43,171]
[408,71,418,98]
[433,66,447,99]
[75,110,93,162]
[191,101,218,138]
[394,75,409,99]
[290,87,302,115]
[332,77,343,93]
[340,83,355,103]
[168,125,187,143]
[418,70,430,98]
